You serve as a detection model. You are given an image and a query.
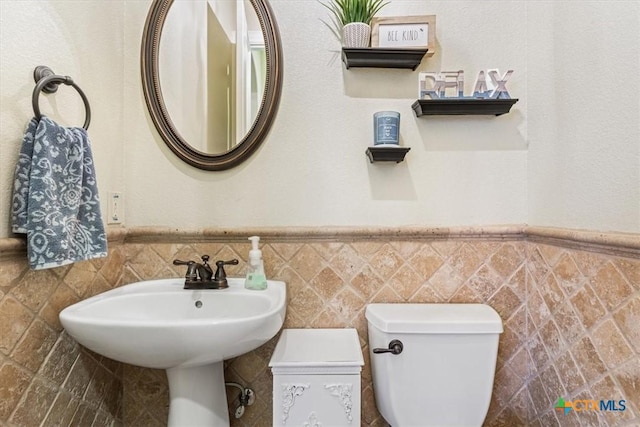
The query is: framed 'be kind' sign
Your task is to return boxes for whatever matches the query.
[371,15,436,56]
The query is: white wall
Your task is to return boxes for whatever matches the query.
[123,0,528,229]
[0,0,125,238]
[1,0,638,239]
[527,1,640,233]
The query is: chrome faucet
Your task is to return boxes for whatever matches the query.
[173,256,239,289]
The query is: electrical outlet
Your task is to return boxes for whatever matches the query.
[107,192,123,224]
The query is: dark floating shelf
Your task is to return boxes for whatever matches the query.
[412,98,519,116]
[366,146,411,163]
[342,48,428,70]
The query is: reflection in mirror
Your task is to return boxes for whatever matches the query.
[141,0,282,170]
[160,0,266,154]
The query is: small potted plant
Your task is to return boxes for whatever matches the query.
[321,0,389,48]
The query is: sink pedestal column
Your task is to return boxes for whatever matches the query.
[166,362,229,427]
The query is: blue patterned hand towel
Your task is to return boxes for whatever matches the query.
[11,116,107,270]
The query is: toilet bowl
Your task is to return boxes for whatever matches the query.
[366,303,503,427]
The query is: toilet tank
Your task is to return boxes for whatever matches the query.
[366,304,503,427]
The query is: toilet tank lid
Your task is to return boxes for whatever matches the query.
[365,303,503,334]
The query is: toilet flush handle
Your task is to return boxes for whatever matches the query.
[373,339,403,355]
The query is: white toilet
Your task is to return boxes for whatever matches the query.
[365,303,503,427]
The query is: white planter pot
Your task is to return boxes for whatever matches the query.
[342,22,371,48]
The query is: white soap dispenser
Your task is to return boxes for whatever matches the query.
[245,236,267,290]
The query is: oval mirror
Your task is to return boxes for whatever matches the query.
[141,0,282,170]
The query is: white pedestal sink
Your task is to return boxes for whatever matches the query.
[60,278,286,426]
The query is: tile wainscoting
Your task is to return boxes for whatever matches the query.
[0,226,637,426]
[0,236,126,426]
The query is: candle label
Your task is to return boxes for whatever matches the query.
[374,112,400,145]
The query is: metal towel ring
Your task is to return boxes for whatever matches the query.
[32,66,91,130]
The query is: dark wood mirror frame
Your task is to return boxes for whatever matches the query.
[141,0,283,171]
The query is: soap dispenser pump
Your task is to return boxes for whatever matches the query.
[245,236,267,290]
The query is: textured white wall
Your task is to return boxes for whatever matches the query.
[527,1,640,233]
[0,0,125,238]
[1,1,638,238]
[123,0,528,228]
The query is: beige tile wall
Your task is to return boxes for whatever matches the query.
[120,237,530,426]
[0,242,126,427]
[0,228,638,427]
[525,243,639,427]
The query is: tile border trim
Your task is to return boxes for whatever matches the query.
[124,225,527,243]
[1,225,638,259]
[526,226,640,258]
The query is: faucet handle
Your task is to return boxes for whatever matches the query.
[217,259,239,266]
[173,259,197,281]
[213,259,239,288]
